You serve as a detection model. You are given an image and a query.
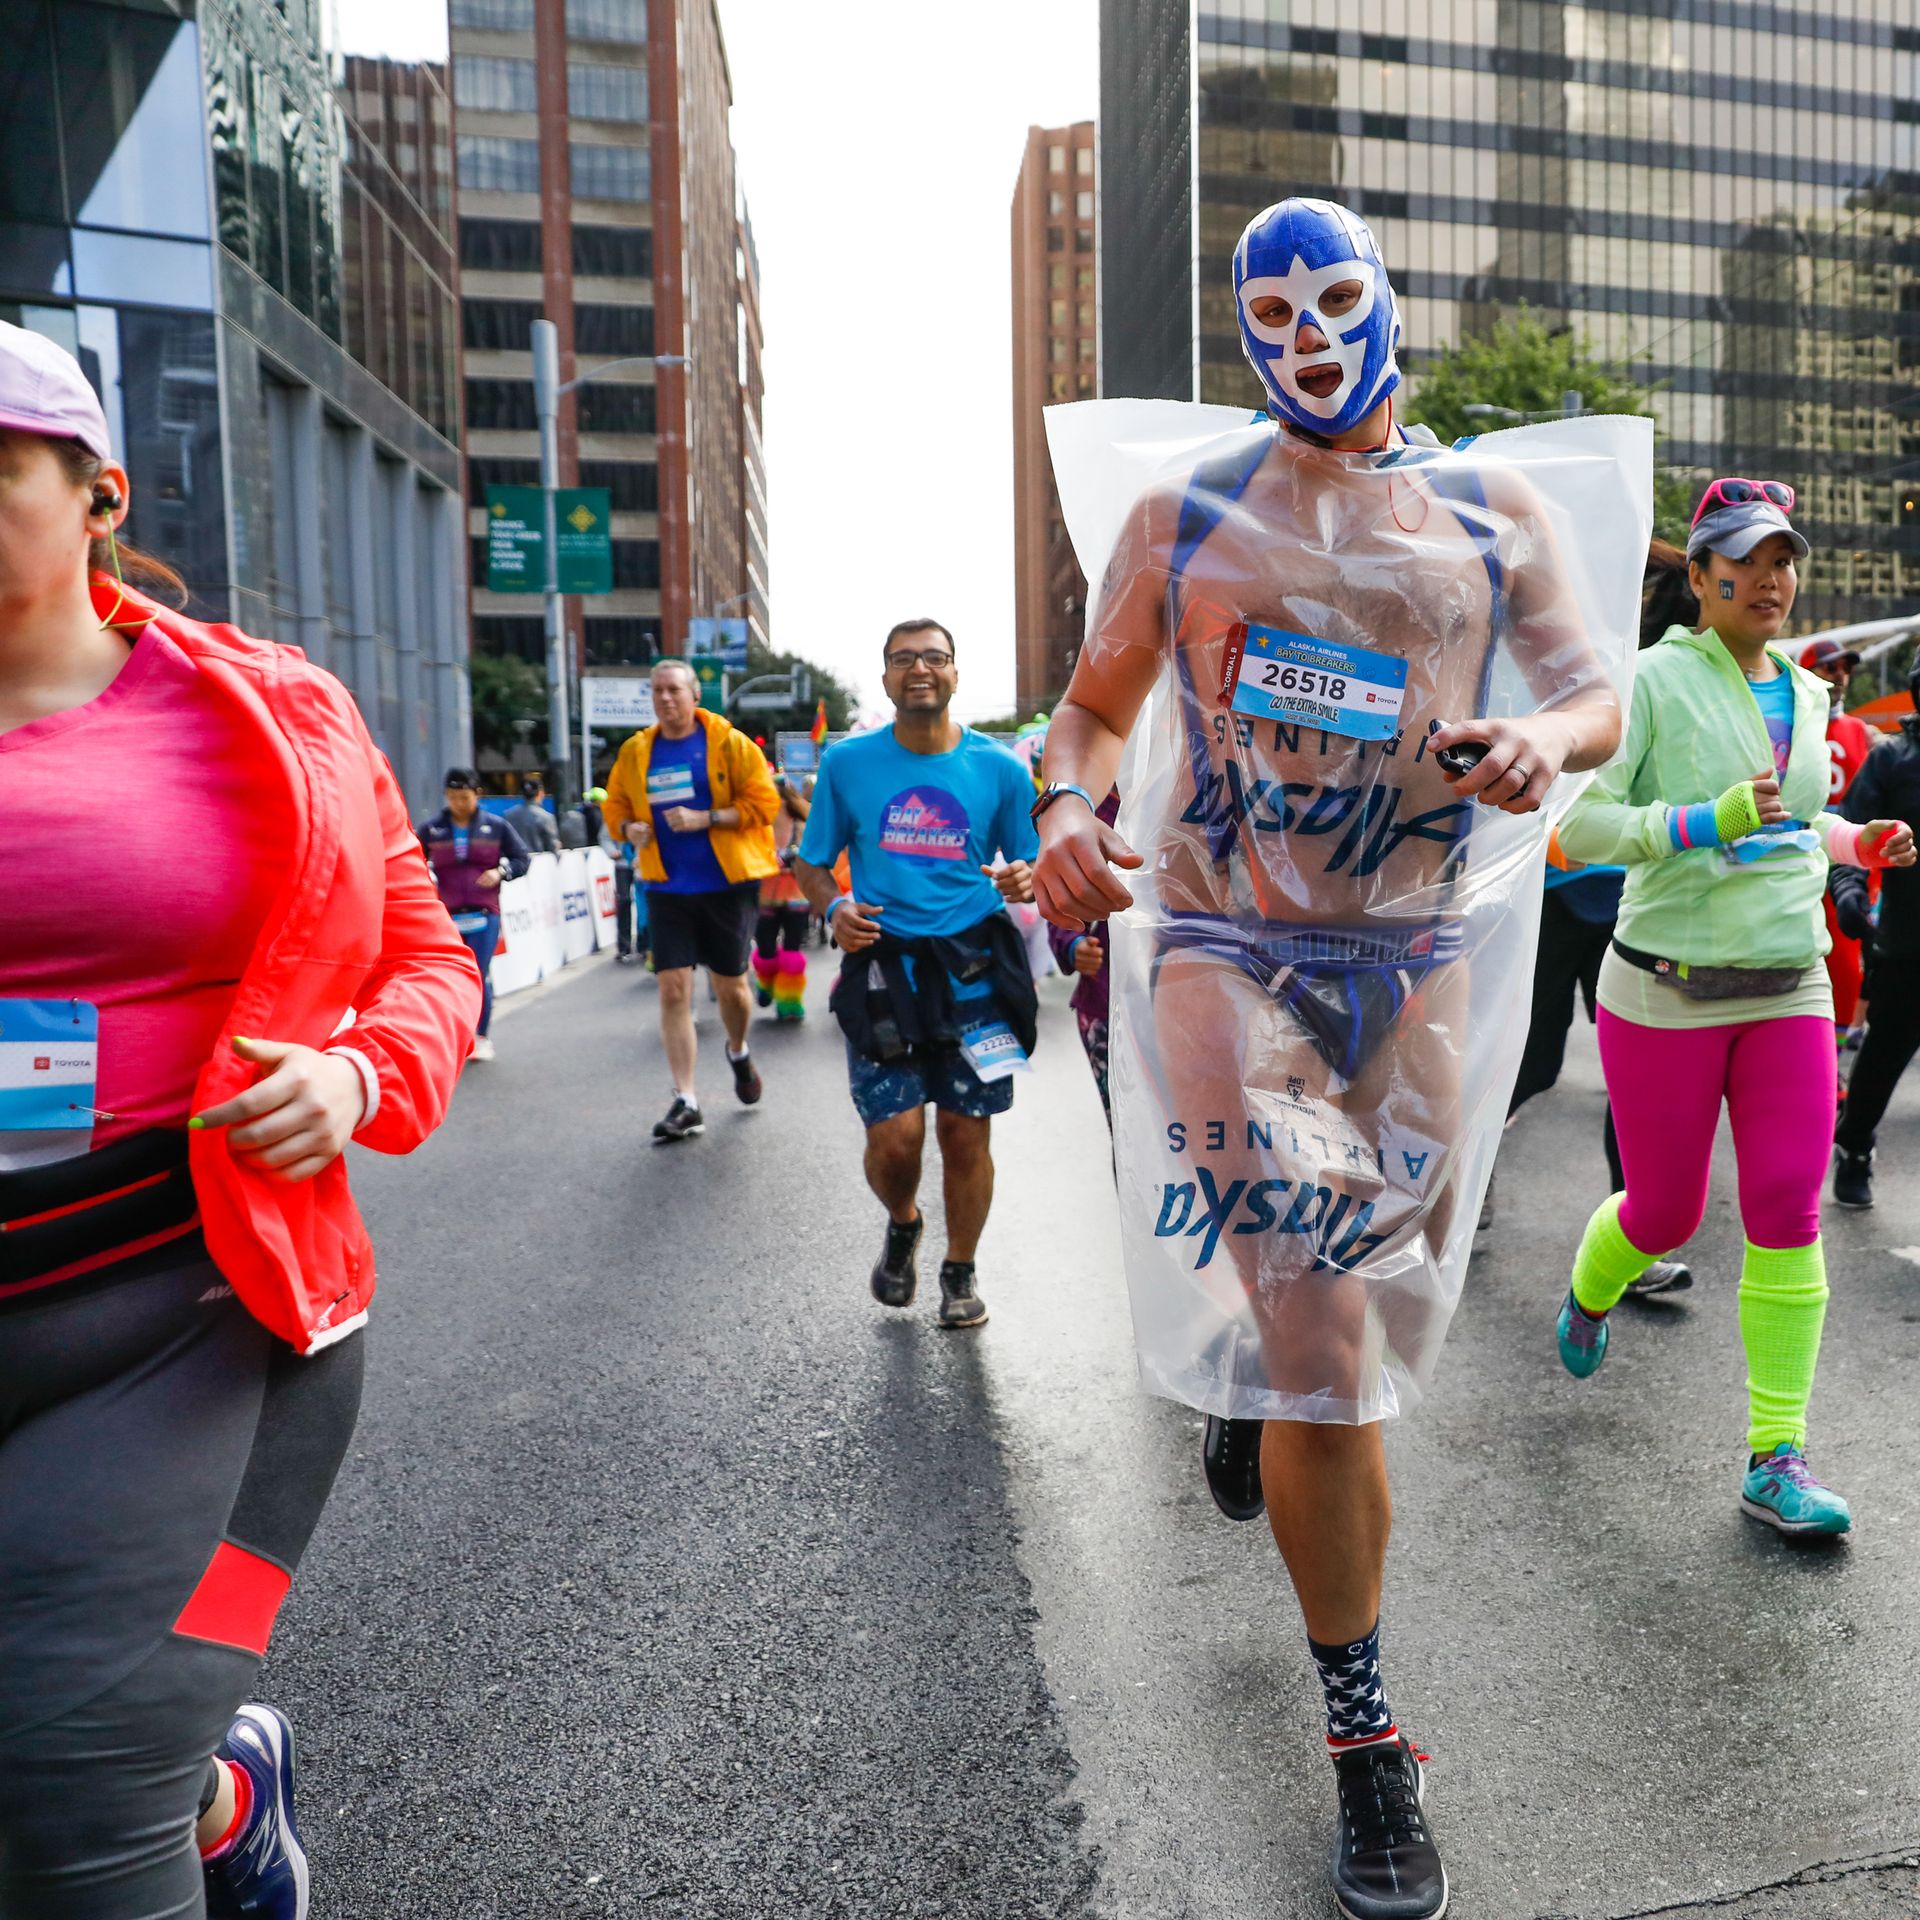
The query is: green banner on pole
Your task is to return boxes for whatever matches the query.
[484,485,544,593]
[688,654,727,713]
[556,487,613,593]
[485,485,613,594]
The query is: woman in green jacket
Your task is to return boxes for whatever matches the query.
[1552,485,1914,1537]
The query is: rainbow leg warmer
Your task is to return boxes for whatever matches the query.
[773,947,807,1020]
[751,950,779,1006]
[1569,1192,1662,1318]
[1739,1239,1828,1454]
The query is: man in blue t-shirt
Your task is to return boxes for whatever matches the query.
[795,617,1039,1330]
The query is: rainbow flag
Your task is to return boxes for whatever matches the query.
[810,699,828,745]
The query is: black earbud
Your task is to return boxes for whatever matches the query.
[91,486,121,515]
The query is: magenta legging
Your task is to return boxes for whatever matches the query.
[1597,1008,1834,1253]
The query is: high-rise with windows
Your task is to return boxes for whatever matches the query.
[1099,0,1920,630]
[1011,121,1098,710]
[451,0,764,676]
[0,0,473,811]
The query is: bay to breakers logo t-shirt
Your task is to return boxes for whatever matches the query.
[879,788,972,861]
[799,727,1040,940]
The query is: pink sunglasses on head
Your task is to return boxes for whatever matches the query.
[1692,477,1796,527]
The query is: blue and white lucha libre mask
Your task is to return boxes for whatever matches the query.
[1233,198,1404,438]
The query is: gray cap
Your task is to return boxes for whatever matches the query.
[1686,500,1810,563]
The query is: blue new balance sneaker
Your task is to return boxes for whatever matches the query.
[1741,1443,1852,1538]
[1555,1289,1609,1378]
[203,1702,309,1919]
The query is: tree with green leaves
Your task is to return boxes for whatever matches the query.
[467,651,548,762]
[1401,310,1694,545]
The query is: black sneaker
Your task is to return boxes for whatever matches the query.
[871,1214,922,1307]
[651,1096,704,1144]
[1833,1145,1873,1210]
[936,1260,987,1329]
[1330,1735,1448,1920]
[1625,1258,1693,1297]
[1202,1415,1265,1522]
[728,1049,763,1106]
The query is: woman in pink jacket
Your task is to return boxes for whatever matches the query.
[0,321,479,1918]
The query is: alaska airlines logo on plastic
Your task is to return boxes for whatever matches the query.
[1182,769,1468,877]
[1152,1170,1387,1273]
[879,788,971,861]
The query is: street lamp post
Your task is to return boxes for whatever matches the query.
[531,320,570,792]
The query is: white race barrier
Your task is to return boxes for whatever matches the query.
[585,847,618,950]
[480,849,626,999]
[490,853,566,997]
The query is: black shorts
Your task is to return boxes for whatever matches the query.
[646,881,761,976]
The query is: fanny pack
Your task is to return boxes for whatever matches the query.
[1611,938,1806,1003]
[0,1129,199,1304]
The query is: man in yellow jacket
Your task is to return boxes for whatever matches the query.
[603,659,782,1141]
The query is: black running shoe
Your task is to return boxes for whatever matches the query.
[1625,1258,1693,1297]
[1202,1415,1265,1522]
[652,1096,704,1144]
[871,1214,922,1307]
[936,1260,987,1329]
[1833,1145,1873,1210]
[1330,1736,1448,1920]
[729,1050,763,1106]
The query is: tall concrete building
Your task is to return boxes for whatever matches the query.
[451,0,764,673]
[1098,0,1920,631]
[0,0,473,812]
[1011,121,1098,711]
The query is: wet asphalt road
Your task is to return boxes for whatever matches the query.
[263,951,1920,1918]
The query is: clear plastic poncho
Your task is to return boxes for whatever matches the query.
[1046,402,1652,1424]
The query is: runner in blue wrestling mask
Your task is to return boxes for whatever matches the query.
[1034,197,1627,1920]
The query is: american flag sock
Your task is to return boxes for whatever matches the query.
[1308,1621,1397,1752]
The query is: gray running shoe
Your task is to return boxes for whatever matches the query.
[1625,1259,1693,1297]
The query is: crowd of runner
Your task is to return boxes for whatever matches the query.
[5,182,1920,1920]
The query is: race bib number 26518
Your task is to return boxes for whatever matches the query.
[1222,621,1407,743]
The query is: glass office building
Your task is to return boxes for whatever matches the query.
[1100,0,1920,629]
[0,0,471,809]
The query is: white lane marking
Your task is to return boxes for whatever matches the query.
[1889,1247,1920,1268]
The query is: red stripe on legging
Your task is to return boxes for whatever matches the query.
[1,1169,173,1232]
[172,1541,293,1657]
[0,1218,203,1303]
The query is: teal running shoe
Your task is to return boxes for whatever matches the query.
[1556,1290,1609,1378]
[1741,1443,1852,1537]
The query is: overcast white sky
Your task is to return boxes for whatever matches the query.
[716,0,1098,719]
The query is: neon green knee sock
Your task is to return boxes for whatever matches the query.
[1739,1239,1829,1455]
[1569,1193,1659,1317]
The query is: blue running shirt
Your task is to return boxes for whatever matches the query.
[799,728,1040,940]
[646,730,731,894]
[1751,669,1794,777]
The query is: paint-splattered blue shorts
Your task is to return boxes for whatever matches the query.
[844,1041,1016,1128]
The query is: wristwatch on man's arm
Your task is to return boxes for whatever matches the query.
[1031,781,1096,823]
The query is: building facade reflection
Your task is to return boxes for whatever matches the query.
[1100,0,1920,631]
[0,0,471,810]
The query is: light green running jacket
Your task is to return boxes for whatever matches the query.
[1558,622,1838,969]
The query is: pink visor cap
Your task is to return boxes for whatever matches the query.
[0,319,113,462]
